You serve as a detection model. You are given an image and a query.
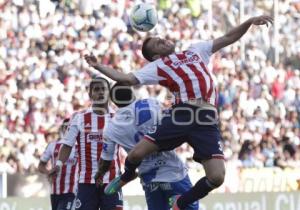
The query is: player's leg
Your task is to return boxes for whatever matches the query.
[143,182,169,210]
[167,176,198,210]
[172,105,225,209]
[99,184,123,210]
[123,139,159,182]
[105,110,188,195]
[123,107,191,181]
[50,194,58,210]
[74,184,99,210]
[104,139,158,195]
[56,193,75,210]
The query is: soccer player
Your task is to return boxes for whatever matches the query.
[38,118,78,210]
[49,76,123,210]
[95,84,198,210]
[85,15,273,209]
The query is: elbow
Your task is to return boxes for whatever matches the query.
[117,76,137,86]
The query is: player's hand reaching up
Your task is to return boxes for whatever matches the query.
[250,15,273,27]
[84,54,99,68]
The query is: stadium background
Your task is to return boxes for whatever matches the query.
[0,0,299,209]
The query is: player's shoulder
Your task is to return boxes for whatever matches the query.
[70,109,87,119]
[114,106,135,122]
[139,59,159,71]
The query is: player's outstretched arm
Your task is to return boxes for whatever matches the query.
[212,15,273,53]
[84,54,139,86]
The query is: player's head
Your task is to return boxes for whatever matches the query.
[110,83,135,107]
[142,37,175,62]
[59,118,70,137]
[88,76,110,106]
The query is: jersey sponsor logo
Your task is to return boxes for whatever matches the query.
[87,132,103,143]
[172,54,200,68]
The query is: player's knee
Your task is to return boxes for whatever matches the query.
[207,170,225,187]
[128,149,144,162]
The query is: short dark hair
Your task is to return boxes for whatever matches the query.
[110,83,135,107]
[89,76,110,89]
[62,118,70,125]
[89,76,110,95]
[142,37,155,62]
[60,118,70,132]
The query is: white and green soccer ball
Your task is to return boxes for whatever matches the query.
[129,3,158,32]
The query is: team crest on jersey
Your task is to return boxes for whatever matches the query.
[75,199,81,209]
[87,132,103,143]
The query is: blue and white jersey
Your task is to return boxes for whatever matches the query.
[102,98,187,184]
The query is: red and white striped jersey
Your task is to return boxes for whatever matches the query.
[133,40,218,106]
[61,108,120,184]
[40,140,78,195]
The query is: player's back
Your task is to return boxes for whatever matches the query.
[40,140,78,195]
[134,40,218,105]
[104,98,187,184]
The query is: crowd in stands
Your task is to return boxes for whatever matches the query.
[0,0,299,174]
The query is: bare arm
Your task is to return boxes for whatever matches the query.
[84,55,139,86]
[212,15,273,53]
[57,144,72,163]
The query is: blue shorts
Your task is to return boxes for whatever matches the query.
[75,184,123,210]
[143,175,198,210]
[50,193,75,210]
[145,103,224,162]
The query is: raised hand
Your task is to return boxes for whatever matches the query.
[251,15,273,27]
[84,54,99,68]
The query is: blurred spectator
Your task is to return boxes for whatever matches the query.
[0,0,299,174]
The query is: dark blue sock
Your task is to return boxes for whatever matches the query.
[177,177,216,209]
[120,158,141,182]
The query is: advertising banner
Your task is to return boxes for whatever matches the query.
[0,192,300,210]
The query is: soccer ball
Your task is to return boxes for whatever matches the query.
[129,3,158,32]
